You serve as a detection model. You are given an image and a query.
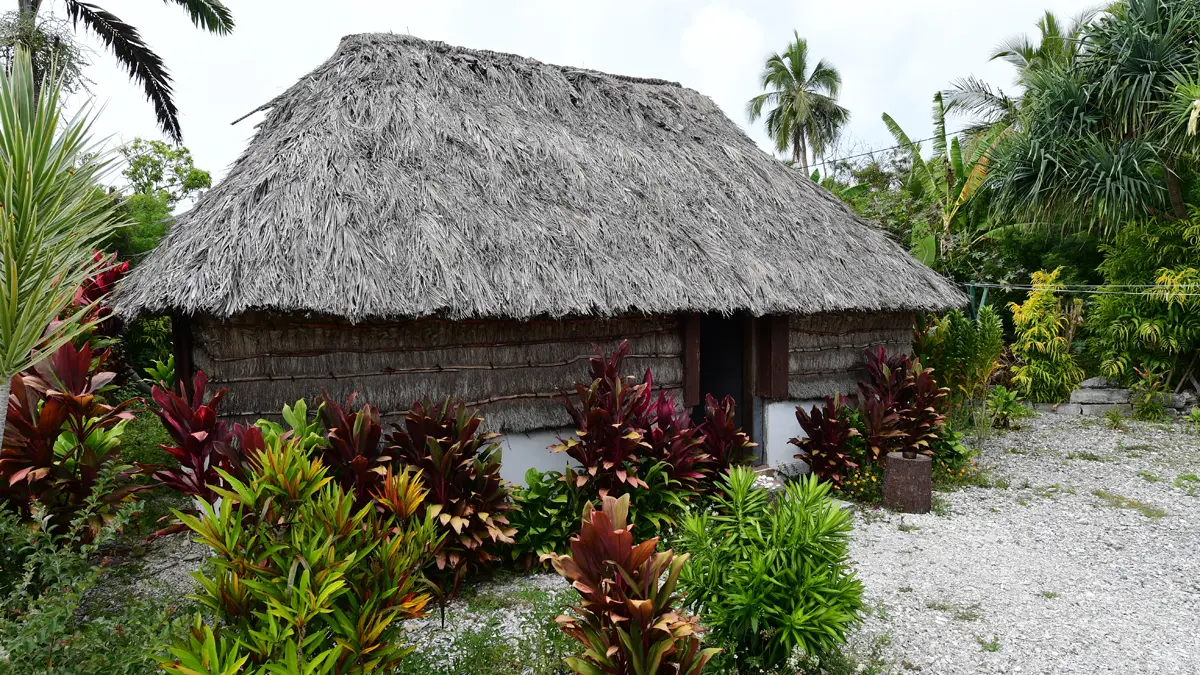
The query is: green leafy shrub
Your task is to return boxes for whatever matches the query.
[1088,214,1200,386]
[163,432,440,674]
[988,385,1032,429]
[121,315,173,378]
[1009,269,1085,403]
[509,467,580,569]
[1130,367,1168,422]
[384,398,515,591]
[143,354,175,388]
[916,306,1005,420]
[0,469,181,675]
[791,394,861,487]
[547,493,718,675]
[678,468,864,671]
[1185,407,1200,433]
[1,343,143,538]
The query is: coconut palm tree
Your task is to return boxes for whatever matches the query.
[13,0,233,143]
[0,48,129,445]
[747,31,849,172]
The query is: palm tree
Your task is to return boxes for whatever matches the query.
[0,48,129,446]
[747,31,849,172]
[14,0,233,143]
[946,8,1097,135]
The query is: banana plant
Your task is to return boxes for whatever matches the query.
[882,92,1006,260]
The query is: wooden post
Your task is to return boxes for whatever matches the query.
[755,315,789,399]
[683,314,700,407]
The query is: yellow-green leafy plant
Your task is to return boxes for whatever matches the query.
[1130,367,1168,422]
[547,493,719,675]
[1008,269,1085,403]
[162,429,440,675]
[678,468,864,671]
[916,306,1005,421]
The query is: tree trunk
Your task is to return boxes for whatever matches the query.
[1164,157,1188,220]
[0,379,9,453]
[797,130,809,174]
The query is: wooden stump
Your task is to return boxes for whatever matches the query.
[883,452,931,514]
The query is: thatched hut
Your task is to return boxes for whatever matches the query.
[116,34,963,481]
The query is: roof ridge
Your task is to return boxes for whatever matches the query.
[338,32,683,88]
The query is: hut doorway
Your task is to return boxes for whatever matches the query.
[694,314,760,453]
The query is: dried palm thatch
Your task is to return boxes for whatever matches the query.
[116,33,963,321]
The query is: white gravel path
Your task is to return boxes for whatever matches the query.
[846,413,1200,675]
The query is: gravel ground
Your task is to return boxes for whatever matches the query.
[846,413,1200,675]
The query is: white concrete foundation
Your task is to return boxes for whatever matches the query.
[762,399,822,469]
[497,427,575,484]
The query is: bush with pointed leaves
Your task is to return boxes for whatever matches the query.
[548,493,719,675]
[317,391,386,511]
[790,394,860,487]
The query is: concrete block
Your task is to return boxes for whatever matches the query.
[1079,376,1116,389]
[1070,388,1131,404]
[1054,403,1083,416]
[1079,403,1132,416]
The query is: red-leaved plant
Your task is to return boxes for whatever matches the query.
[73,250,129,338]
[641,392,709,493]
[696,393,756,473]
[790,394,860,488]
[1,342,141,538]
[857,347,948,460]
[548,493,720,675]
[384,398,515,590]
[317,391,386,510]
[140,371,240,509]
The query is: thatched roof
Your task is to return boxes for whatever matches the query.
[117,33,964,322]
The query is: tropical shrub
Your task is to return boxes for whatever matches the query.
[509,467,580,569]
[790,394,860,487]
[856,347,949,460]
[547,493,718,675]
[1185,407,1200,433]
[0,342,142,538]
[678,468,864,671]
[1088,214,1200,386]
[916,306,1005,419]
[143,354,175,388]
[0,469,181,675]
[139,371,239,510]
[987,385,1032,429]
[317,391,386,510]
[1009,269,1085,403]
[72,250,129,339]
[384,398,515,590]
[1130,367,1169,422]
[122,315,174,378]
[696,393,756,472]
[164,432,439,675]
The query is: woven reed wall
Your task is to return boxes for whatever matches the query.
[191,313,683,432]
[787,311,914,399]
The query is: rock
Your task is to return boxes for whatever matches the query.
[1168,392,1196,410]
[1079,403,1132,416]
[1070,389,1131,404]
[1078,376,1116,389]
[1054,403,1083,416]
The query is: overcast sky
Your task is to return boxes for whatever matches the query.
[67,0,1096,186]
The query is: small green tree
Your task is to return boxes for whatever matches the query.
[1008,269,1085,403]
[112,138,211,261]
[0,48,128,448]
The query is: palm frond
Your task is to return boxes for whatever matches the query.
[163,0,234,35]
[64,0,181,143]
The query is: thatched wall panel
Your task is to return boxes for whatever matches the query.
[786,312,914,398]
[192,314,681,432]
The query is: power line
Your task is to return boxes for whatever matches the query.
[807,127,976,171]
[965,282,1200,297]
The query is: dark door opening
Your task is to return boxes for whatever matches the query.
[694,314,745,428]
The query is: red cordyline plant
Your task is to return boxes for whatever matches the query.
[1,342,141,538]
[695,394,756,474]
[857,347,948,460]
[641,391,709,492]
[790,394,860,488]
[317,391,386,510]
[384,398,515,589]
[73,250,129,337]
[548,493,719,675]
[554,342,657,496]
[140,371,240,510]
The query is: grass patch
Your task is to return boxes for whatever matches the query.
[993,478,1011,489]
[898,586,913,593]
[1004,447,1028,455]
[897,523,920,533]
[1033,483,1076,498]
[1176,473,1199,496]
[1137,470,1161,483]
[121,409,174,471]
[924,600,982,622]
[930,495,950,517]
[1038,590,1058,599]
[1016,496,1031,507]
[976,635,1001,652]
[901,659,923,671]
[1065,451,1108,462]
[797,631,893,675]
[1092,489,1167,518]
